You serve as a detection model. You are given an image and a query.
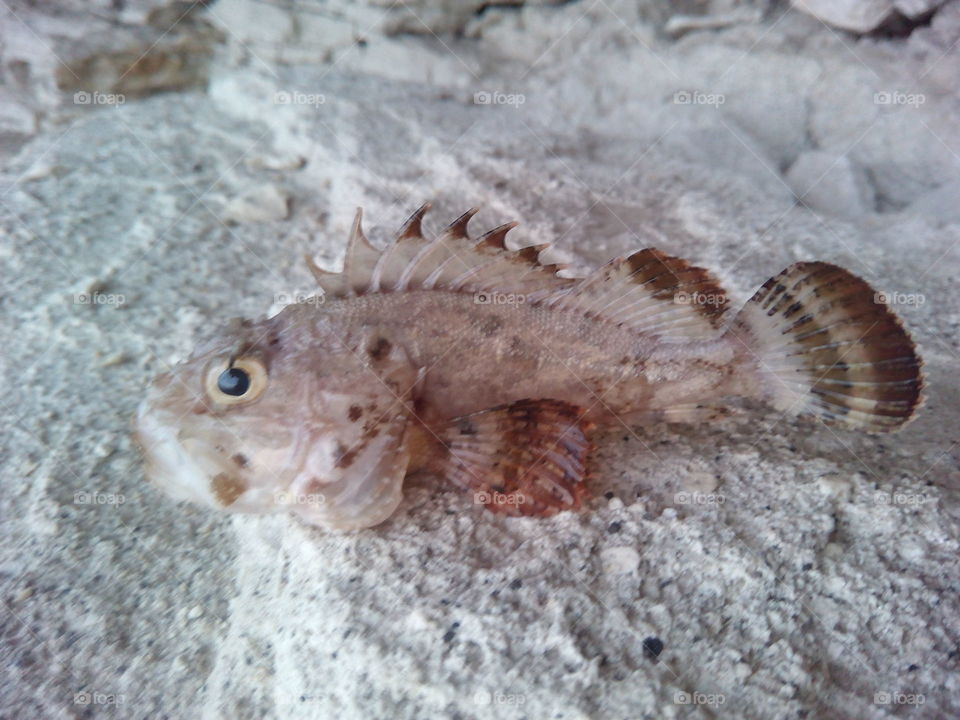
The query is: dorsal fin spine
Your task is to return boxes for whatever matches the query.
[478,221,519,249]
[398,203,431,240]
[446,208,480,239]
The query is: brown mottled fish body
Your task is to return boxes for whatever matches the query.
[316,291,745,424]
[135,205,923,530]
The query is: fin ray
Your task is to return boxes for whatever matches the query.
[544,249,731,338]
[439,399,592,517]
[730,262,923,431]
[310,206,573,300]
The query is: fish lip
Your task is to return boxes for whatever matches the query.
[134,400,227,509]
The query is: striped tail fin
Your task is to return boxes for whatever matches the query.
[730,262,923,431]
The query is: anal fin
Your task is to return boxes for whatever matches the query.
[441,399,593,517]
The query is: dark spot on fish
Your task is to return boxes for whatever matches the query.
[304,477,325,494]
[336,448,359,469]
[269,334,282,348]
[231,453,249,468]
[368,337,392,361]
[620,356,631,366]
[212,472,245,506]
[783,300,804,318]
[479,317,503,337]
[348,405,363,422]
[457,419,478,436]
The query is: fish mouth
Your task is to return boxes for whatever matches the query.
[134,400,233,509]
[135,399,307,513]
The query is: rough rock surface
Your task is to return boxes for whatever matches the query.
[2,1,959,719]
[793,0,947,32]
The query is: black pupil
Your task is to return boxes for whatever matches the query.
[217,367,250,396]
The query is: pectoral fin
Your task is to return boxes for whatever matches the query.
[440,399,593,517]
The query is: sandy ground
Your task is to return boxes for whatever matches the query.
[2,1,959,718]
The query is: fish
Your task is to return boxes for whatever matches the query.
[134,204,924,530]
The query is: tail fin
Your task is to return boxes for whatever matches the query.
[730,262,923,432]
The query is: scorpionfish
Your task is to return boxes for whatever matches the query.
[135,205,923,530]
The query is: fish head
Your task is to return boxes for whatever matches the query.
[134,310,417,530]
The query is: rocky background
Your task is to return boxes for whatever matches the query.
[2,1,959,718]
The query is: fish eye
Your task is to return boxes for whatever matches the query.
[218,367,249,396]
[205,357,268,406]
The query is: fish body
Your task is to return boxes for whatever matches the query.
[317,290,746,422]
[135,205,923,530]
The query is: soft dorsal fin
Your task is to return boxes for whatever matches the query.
[542,248,731,338]
[307,205,573,300]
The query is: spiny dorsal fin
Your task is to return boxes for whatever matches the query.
[478,221,519,249]
[343,208,384,295]
[309,206,573,300]
[543,248,731,339]
[397,203,431,240]
[445,208,480,240]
